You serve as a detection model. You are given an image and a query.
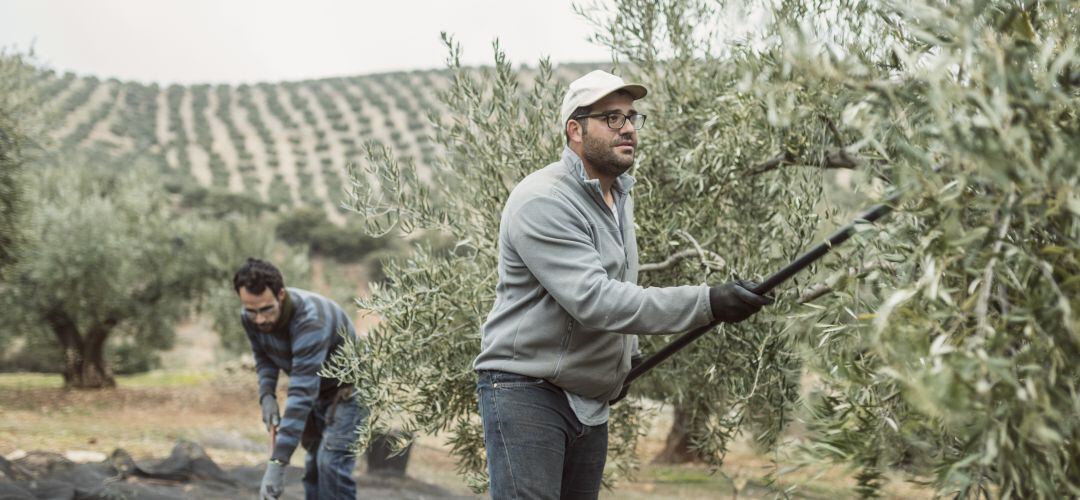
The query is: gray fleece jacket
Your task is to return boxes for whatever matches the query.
[473,147,715,402]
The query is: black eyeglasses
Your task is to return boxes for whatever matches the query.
[244,304,278,320]
[573,112,647,130]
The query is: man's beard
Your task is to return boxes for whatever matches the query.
[582,131,635,177]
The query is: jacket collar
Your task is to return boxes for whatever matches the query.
[561,146,636,197]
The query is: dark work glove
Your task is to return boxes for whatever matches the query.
[260,460,285,499]
[260,394,280,432]
[709,280,774,323]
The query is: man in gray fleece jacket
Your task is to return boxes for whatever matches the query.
[473,70,772,499]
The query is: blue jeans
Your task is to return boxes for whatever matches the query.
[301,392,368,500]
[477,370,608,500]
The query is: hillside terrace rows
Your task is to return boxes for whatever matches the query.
[35,64,595,221]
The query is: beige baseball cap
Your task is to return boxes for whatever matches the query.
[559,70,647,132]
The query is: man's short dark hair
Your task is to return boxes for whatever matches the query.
[233,258,284,296]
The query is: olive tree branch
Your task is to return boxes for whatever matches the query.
[745,148,867,177]
[675,229,726,271]
[797,261,898,304]
[745,152,792,176]
[640,248,727,273]
[975,194,1015,338]
[1038,260,1077,340]
[640,230,727,273]
[746,114,889,177]
[820,113,845,145]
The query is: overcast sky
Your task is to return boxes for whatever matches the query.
[0,0,615,84]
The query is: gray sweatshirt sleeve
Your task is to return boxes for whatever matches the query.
[508,195,713,334]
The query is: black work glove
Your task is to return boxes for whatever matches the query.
[709,280,774,323]
[260,460,285,499]
[260,394,280,432]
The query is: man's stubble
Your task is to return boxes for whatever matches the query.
[581,128,635,178]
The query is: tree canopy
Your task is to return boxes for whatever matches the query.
[329,0,1077,496]
[0,148,309,386]
[0,52,42,280]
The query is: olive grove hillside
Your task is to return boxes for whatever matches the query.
[327,1,1080,498]
[30,64,598,223]
[2,56,601,385]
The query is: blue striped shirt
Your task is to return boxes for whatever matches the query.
[243,287,357,463]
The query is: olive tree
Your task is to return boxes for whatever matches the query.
[603,0,1078,496]
[328,0,1078,496]
[749,1,1080,497]
[329,32,828,495]
[1,150,298,387]
[328,46,576,489]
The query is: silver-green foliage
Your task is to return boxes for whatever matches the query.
[600,0,1080,496]
[0,52,42,279]
[581,0,846,465]
[759,1,1080,497]
[329,22,830,491]
[330,0,1078,497]
[326,36,572,490]
[3,151,216,383]
[2,149,308,382]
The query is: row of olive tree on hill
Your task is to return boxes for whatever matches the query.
[327,0,1078,497]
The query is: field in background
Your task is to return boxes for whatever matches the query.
[34,64,593,223]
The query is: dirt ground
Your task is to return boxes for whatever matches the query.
[0,371,476,499]
[0,370,933,499]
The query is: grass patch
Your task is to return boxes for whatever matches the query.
[0,370,215,390]
[0,373,64,389]
[650,466,719,484]
[118,370,215,388]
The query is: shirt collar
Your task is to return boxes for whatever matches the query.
[269,289,295,336]
[561,146,636,195]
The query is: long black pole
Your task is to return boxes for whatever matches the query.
[611,191,903,404]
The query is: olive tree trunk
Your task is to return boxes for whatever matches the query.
[47,309,117,389]
[654,403,706,464]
